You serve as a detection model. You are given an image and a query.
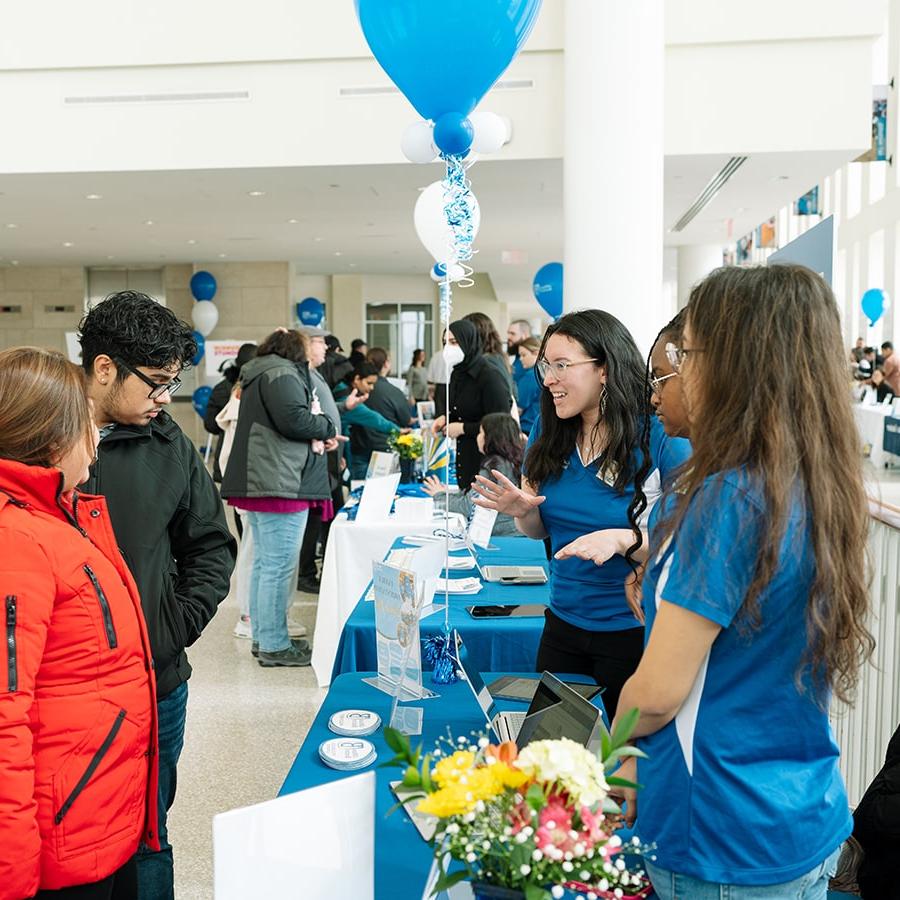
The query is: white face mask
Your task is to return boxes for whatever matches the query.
[442,343,465,368]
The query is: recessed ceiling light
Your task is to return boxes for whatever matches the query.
[86,193,102,200]
[349,262,357,268]
[11,260,18,265]
[248,190,266,197]
[144,219,154,226]
[187,239,197,245]
[62,241,74,247]
[334,251,342,257]
[5,223,18,229]
[287,218,299,224]
[218,253,227,258]
[106,255,115,260]
[313,236,323,242]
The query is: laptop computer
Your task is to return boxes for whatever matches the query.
[453,640,603,751]
[463,534,548,584]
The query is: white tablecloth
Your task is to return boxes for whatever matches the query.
[310,513,455,687]
[853,403,897,468]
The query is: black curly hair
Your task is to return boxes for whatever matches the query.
[79,291,198,380]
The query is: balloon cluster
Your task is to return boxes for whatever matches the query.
[189,270,219,417]
[400,111,509,164]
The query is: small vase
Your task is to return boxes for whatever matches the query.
[399,457,416,484]
[470,884,525,900]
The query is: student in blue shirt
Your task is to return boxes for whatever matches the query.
[612,265,872,898]
[515,336,542,435]
[473,309,691,716]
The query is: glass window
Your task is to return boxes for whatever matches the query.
[365,301,434,376]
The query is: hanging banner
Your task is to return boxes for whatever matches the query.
[204,339,256,377]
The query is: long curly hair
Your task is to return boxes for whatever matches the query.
[658,264,872,704]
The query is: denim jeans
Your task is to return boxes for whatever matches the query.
[645,848,840,900]
[245,509,308,652]
[136,681,188,900]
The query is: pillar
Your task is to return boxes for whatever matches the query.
[676,244,724,310]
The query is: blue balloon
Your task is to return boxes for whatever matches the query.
[190,271,217,302]
[191,331,205,367]
[861,288,888,326]
[192,385,213,418]
[296,297,325,327]
[533,262,563,319]
[433,112,474,156]
[355,0,542,121]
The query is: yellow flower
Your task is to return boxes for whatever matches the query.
[433,750,475,787]
[417,784,475,817]
[489,761,529,790]
[397,433,414,445]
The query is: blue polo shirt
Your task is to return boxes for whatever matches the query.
[527,416,691,632]
[636,469,851,884]
[517,368,542,435]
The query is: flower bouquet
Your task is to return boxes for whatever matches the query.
[383,710,652,900]
[388,430,425,483]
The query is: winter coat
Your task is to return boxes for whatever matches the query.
[203,377,235,482]
[0,459,159,899]
[80,411,236,700]
[220,354,336,501]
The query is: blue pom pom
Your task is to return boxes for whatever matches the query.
[423,632,460,684]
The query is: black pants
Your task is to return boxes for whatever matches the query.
[35,857,137,900]
[298,506,322,579]
[535,609,644,720]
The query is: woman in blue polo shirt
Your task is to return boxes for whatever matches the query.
[614,264,871,898]
[473,309,690,716]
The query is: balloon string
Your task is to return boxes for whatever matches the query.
[441,154,476,266]
[442,270,452,630]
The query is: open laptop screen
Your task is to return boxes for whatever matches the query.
[515,673,601,750]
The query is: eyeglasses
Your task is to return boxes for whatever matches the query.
[114,358,182,400]
[649,372,678,395]
[535,358,599,381]
[665,342,706,374]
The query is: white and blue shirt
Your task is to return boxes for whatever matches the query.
[527,416,690,632]
[637,469,852,884]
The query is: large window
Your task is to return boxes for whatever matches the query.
[365,302,434,376]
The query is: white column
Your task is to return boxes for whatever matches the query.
[676,244,724,310]
[563,0,664,355]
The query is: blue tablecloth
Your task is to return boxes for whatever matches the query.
[332,535,550,682]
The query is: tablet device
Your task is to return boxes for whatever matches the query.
[487,675,602,704]
[389,781,437,841]
[465,603,547,619]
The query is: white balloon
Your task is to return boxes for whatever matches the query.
[429,262,466,283]
[191,301,219,337]
[401,121,439,164]
[469,111,508,155]
[414,181,481,268]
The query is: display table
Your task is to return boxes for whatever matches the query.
[853,402,898,468]
[311,489,456,687]
[332,535,549,682]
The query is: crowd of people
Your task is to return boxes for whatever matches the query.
[851,336,900,402]
[0,264,892,898]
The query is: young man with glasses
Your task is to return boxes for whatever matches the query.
[79,291,237,900]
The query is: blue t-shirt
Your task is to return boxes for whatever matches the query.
[517,368,542,435]
[637,469,852,885]
[526,416,691,632]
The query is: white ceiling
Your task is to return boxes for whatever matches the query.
[0,149,853,297]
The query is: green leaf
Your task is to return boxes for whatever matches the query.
[525,884,550,900]
[613,745,648,760]
[421,753,433,793]
[606,775,643,790]
[599,727,612,761]
[377,754,408,770]
[602,797,622,814]
[610,707,640,749]
[526,783,546,812]
[402,765,421,788]
[433,869,469,893]
[383,727,409,756]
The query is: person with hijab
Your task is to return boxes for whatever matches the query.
[431,319,512,491]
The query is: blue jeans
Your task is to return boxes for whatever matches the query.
[245,509,308,652]
[136,680,188,900]
[646,848,840,900]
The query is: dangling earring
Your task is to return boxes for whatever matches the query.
[600,386,608,417]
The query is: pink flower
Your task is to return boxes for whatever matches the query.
[535,798,576,858]
[578,806,609,849]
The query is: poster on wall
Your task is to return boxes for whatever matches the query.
[794,186,820,216]
[856,86,888,162]
[64,332,82,364]
[204,339,256,377]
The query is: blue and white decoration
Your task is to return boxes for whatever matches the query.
[533,261,563,320]
[861,287,889,327]
[190,270,219,340]
[296,297,325,327]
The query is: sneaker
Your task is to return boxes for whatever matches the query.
[296,575,320,595]
[232,616,252,639]
[252,638,309,659]
[287,620,308,638]
[257,644,312,667]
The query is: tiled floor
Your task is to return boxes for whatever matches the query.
[168,582,325,899]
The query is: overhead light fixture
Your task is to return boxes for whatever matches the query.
[65,89,251,105]
[86,193,102,200]
[313,236,323,242]
[187,239,197,245]
[349,262,357,268]
[334,251,343,257]
[670,156,748,233]
[106,255,115,260]
[287,218,299,224]
[11,260,19,265]
[144,219,154,226]
[62,241,74,247]
[218,253,227,258]
[5,223,18,229]
[248,190,266,197]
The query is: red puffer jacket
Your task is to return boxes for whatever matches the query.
[0,459,159,899]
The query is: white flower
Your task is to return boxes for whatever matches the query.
[515,738,610,807]
[446,823,459,835]
[532,849,543,862]
[520,864,531,876]
[551,888,564,899]
[631,835,641,846]
[516,831,529,844]
[599,880,609,893]
[562,861,573,873]
[482,840,491,851]
[466,853,476,863]
[614,891,623,899]
[478,736,489,749]
[580,871,590,881]
[609,835,622,848]
[615,858,626,871]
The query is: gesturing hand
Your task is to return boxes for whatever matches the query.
[608,756,639,828]
[554,529,627,567]
[421,475,448,497]
[472,470,545,519]
[625,563,646,624]
[344,389,364,411]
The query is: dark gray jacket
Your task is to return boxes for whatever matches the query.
[221,354,336,501]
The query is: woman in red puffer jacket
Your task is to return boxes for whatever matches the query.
[0,347,158,900]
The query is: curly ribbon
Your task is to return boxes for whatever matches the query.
[441,154,477,266]
[423,632,459,684]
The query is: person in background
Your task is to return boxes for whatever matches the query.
[871,367,896,403]
[472,309,690,717]
[204,342,258,489]
[318,334,353,390]
[464,311,516,401]
[427,329,451,419]
[222,329,335,666]
[508,318,534,397]
[0,347,157,900]
[336,362,411,479]
[856,346,876,381]
[850,336,866,364]
[349,338,368,368]
[881,340,900,396]
[516,336,542,435]
[348,347,411,476]
[432,319,512,491]
[78,291,236,900]
[612,264,870,899]
[405,348,429,404]
[648,310,689,439]
[853,722,900,899]
[423,411,524,536]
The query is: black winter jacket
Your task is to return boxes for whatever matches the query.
[81,410,237,699]
[203,377,234,482]
[220,354,336,501]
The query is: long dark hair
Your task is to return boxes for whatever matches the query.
[257,329,308,364]
[658,264,872,703]
[464,312,506,360]
[480,412,525,480]
[524,309,651,561]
